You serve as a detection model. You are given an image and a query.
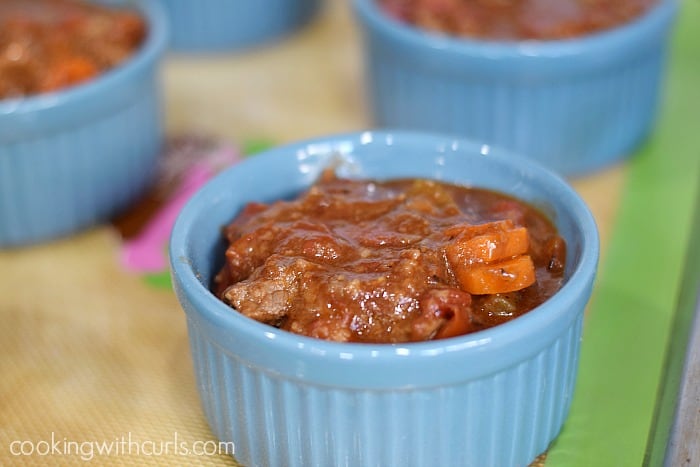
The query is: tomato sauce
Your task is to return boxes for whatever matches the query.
[213,171,566,343]
[378,0,657,40]
[0,0,146,99]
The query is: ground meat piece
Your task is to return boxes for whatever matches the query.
[223,256,319,325]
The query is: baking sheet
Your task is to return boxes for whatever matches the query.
[645,190,700,466]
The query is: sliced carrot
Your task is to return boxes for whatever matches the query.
[453,255,536,295]
[61,56,99,82]
[462,226,529,263]
[444,220,536,295]
[41,56,98,92]
[445,223,528,265]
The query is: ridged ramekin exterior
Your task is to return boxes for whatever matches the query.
[160,0,321,52]
[170,131,600,467]
[353,0,678,176]
[0,0,167,247]
[185,311,583,467]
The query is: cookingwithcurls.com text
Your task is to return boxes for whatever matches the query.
[8,432,235,461]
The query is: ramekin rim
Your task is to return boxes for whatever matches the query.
[170,130,600,364]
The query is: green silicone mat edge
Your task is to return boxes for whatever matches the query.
[546,2,700,465]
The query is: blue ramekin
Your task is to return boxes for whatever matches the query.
[170,130,600,467]
[0,0,168,247]
[157,0,322,52]
[352,0,679,176]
